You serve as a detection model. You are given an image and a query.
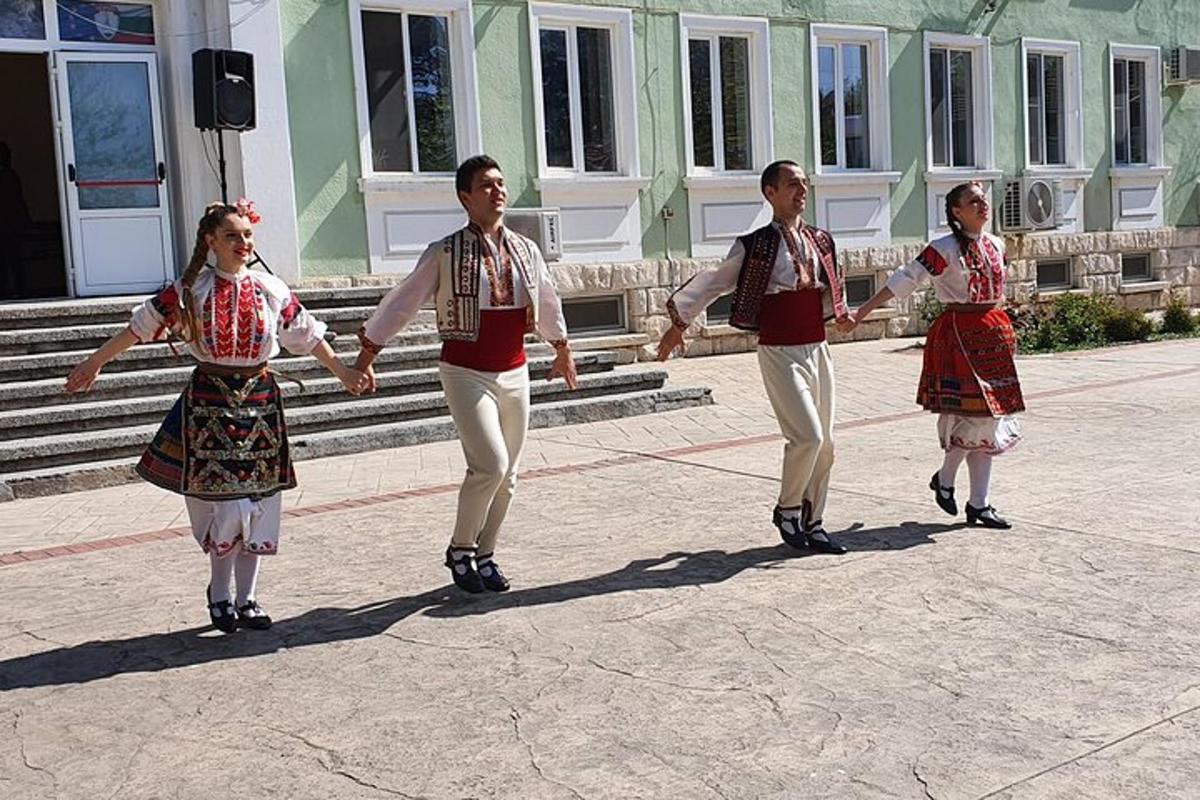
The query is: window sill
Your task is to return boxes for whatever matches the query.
[1109,166,1172,180]
[1035,286,1090,299]
[700,322,739,337]
[683,174,762,190]
[534,175,651,194]
[1118,280,1169,294]
[1022,167,1093,180]
[357,175,455,195]
[924,168,1003,183]
[811,171,902,187]
[858,307,898,321]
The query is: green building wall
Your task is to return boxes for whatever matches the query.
[282,0,1200,277]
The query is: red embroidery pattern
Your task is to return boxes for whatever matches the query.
[966,238,1005,303]
[234,278,257,360]
[917,245,948,276]
[482,245,515,306]
[779,226,814,288]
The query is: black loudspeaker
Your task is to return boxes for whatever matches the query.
[192,48,256,131]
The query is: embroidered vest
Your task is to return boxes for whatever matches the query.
[728,224,847,331]
[434,225,542,342]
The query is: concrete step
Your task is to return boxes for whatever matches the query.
[0,350,617,412]
[0,357,647,441]
[0,285,402,331]
[0,385,713,501]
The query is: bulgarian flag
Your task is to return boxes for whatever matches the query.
[57,1,155,45]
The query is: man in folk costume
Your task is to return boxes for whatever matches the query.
[354,155,577,593]
[657,160,854,554]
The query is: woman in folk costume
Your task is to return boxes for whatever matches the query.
[656,160,855,554]
[65,201,368,632]
[353,155,577,594]
[849,181,1024,528]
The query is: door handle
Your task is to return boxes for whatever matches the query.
[68,163,76,182]
[158,162,166,182]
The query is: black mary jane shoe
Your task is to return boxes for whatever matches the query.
[444,547,485,594]
[237,600,273,631]
[475,553,510,592]
[206,585,238,634]
[805,526,848,555]
[929,472,958,516]
[965,503,1012,529]
[772,506,808,550]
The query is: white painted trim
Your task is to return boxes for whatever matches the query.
[348,0,483,178]
[1109,42,1164,169]
[923,31,994,172]
[529,2,640,179]
[809,23,891,174]
[1110,166,1173,179]
[534,176,650,193]
[678,14,773,176]
[0,0,158,53]
[683,174,762,189]
[1021,38,1084,171]
[923,169,1003,182]
[811,171,902,186]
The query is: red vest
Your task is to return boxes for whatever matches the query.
[440,308,528,371]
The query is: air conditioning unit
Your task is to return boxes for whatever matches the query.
[999,177,1063,233]
[1167,46,1200,85]
[505,207,562,261]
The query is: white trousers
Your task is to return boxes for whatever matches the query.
[439,361,531,555]
[185,493,282,556]
[757,341,836,526]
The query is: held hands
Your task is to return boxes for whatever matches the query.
[547,344,579,390]
[337,364,372,396]
[656,326,686,362]
[65,356,102,393]
[834,314,857,334]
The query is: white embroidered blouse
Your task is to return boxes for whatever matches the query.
[668,221,833,327]
[886,231,1008,304]
[360,227,569,348]
[129,267,328,366]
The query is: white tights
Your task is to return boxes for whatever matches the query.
[208,550,262,606]
[939,447,993,508]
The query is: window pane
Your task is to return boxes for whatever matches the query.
[1122,253,1151,282]
[707,293,733,323]
[845,276,874,307]
[1128,60,1146,164]
[1027,53,1044,165]
[842,43,870,169]
[58,1,154,44]
[719,36,752,171]
[540,28,573,169]
[408,15,456,172]
[0,0,45,39]
[562,295,625,333]
[1036,260,1070,289]
[576,26,616,172]
[818,45,837,166]
[930,48,949,167]
[949,49,975,167]
[1114,59,1129,164]
[689,38,715,168]
[1043,54,1064,165]
[362,11,412,172]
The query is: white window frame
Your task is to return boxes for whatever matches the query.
[678,14,772,177]
[1021,38,1085,172]
[809,23,892,175]
[528,2,640,181]
[923,32,995,174]
[0,0,159,53]
[1109,43,1164,169]
[348,0,483,181]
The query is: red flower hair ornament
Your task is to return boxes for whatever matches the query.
[234,197,262,225]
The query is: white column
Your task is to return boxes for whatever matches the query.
[229,0,302,284]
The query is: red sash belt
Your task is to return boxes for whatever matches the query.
[440,308,528,372]
[756,290,826,346]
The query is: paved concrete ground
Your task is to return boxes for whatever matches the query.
[1,337,1198,799]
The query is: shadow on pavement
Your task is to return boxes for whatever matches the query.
[0,521,963,690]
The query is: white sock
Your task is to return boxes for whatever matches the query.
[939,448,967,489]
[234,551,261,606]
[966,451,993,508]
[477,554,494,566]
[449,548,475,562]
[209,551,235,604]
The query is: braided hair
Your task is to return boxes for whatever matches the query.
[944,181,983,265]
[177,202,238,345]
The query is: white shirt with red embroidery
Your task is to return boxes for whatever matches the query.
[668,221,832,328]
[886,231,1007,304]
[129,267,327,365]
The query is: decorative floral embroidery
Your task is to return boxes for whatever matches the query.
[918,244,948,276]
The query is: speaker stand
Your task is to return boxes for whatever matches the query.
[216,129,229,205]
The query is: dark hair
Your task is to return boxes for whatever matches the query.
[944,181,982,261]
[760,160,803,195]
[178,202,241,345]
[455,154,501,195]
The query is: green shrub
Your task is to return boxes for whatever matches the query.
[917,292,944,328]
[1161,293,1197,335]
[1044,293,1112,349]
[1102,306,1153,342]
